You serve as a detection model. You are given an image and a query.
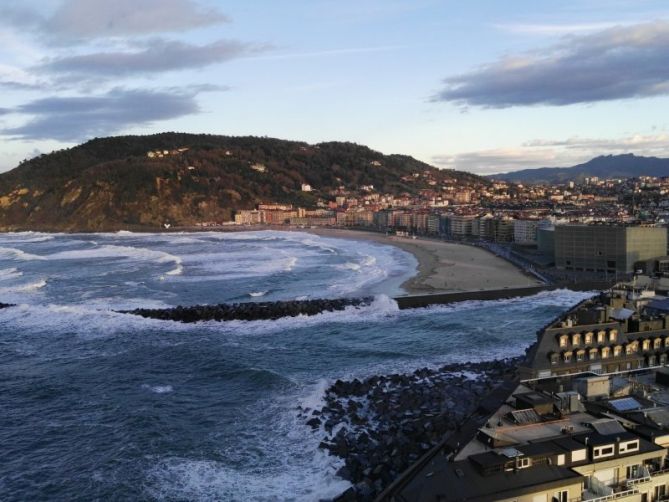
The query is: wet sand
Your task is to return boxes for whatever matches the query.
[304,228,542,295]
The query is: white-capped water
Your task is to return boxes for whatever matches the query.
[0,230,593,501]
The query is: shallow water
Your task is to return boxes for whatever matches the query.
[0,231,593,500]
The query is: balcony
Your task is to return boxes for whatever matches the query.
[584,475,642,502]
[625,465,651,487]
[583,490,640,502]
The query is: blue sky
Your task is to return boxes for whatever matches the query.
[1,0,669,174]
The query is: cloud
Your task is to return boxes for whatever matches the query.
[0,87,217,142]
[433,20,669,108]
[12,0,229,44]
[41,38,264,77]
[434,148,566,175]
[434,133,669,175]
[493,21,635,36]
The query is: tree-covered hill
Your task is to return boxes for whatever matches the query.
[0,133,485,231]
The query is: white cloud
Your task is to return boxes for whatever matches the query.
[434,20,669,107]
[44,0,228,43]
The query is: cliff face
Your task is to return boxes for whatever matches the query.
[0,133,485,231]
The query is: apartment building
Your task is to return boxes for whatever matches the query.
[383,371,669,502]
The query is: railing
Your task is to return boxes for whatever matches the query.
[626,466,651,487]
[626,476,651,487]
[585,489,639,502]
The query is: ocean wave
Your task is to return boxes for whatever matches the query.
[249,291,267,297]
[44,244,184,278]
[0,267,23,281]
[144,453,348,502]
[0,247,46,261]
[141,384,173,394]
[0,279,47,294]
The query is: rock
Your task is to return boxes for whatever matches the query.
[336,465,352,481]
[306,417,321,429]
[334,486,357,502]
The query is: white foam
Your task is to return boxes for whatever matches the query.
[0,247,45,261]
[0,267,23,281]
[44,244,183,278]
[249,291,267,297]
[0,279,47,294]
[142,384,174,394]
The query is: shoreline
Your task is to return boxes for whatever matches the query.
[301,228,542,295]
[0,226,543,296]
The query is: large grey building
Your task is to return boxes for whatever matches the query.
[555,224,667,273]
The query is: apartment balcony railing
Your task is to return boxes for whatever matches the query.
[584,489,639,502]
[626,466,651,487]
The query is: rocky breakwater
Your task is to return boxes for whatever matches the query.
[0,302,15,309]
[300,358,520,501]
[118,297,374,323]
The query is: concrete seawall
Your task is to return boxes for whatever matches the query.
[393,286,552,309]
[392,280,613,310]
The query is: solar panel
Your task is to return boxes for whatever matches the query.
[510,409,541,425]
[609,397,642,412]
[646,409,669,427]
[500,447,523,458]
[591,419,626,435]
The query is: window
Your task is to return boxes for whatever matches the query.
[590,349,598,360]
[577,350,586,362]
[559,335,568,347]
[602,347,611,359]
[585,332,593,344]
[655,338,662,349]
[664,337,669,347]
[564,351,573,363]
[609,330,618,342]
[552,490,568,502]
[619,440,639,454]
[517,457,530,469]
[614,345,622,357]
[557,454,565,466]
[593,445,615,459]
[643,339,651,351]
[573,333,581,346]
[550,353,559,365]
[598,331,606,343]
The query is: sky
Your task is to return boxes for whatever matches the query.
[1,0,669,175]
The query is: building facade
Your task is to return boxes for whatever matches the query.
[555,225,667,273]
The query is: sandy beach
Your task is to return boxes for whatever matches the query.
[304,228,542,295]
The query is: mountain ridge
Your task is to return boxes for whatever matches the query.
[488,153,669,183]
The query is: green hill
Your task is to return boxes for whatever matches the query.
[0,133,484,231]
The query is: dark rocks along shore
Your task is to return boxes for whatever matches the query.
[118,297,374,322]
[299,358,521,501]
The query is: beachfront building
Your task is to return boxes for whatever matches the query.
[514,219,551,245]
[448,215,475,238]
[234,209,264,225]
[382,369,669,502]
[521,281,669,379]
[555,224,667,274]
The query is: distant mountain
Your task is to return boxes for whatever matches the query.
[488,154,669,184]
[0,133,485,231]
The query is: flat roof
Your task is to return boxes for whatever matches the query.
[396,458,584,502]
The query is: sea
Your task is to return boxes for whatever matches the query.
[0,230,593,501]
